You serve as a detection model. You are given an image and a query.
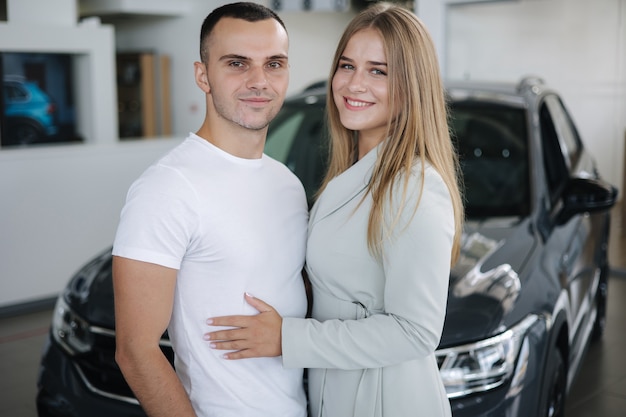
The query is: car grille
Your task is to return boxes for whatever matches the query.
[74,326,173,404]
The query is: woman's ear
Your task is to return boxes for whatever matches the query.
[194,61,211,94]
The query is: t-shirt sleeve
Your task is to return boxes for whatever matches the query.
[112,164,198,270]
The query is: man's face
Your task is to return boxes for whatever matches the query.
[202,17,289,132]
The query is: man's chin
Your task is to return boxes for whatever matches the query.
[237,121,270,131]
[235,114,278,131]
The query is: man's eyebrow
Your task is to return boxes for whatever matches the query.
[268,54,288,61]
[218,54,288,62]
[219,54,249,62]
[339,55,387,67]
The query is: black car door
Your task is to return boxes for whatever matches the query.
[539,94,599,382]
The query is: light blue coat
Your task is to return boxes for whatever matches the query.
[282,146,454,417]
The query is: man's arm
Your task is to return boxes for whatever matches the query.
[113,256,197,417]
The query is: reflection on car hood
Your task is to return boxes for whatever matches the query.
[439,217,536,347]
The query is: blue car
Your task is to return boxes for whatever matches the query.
[3,77,59,146]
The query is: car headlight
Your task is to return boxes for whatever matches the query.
[51,296,93,355]
[436,314,539,399]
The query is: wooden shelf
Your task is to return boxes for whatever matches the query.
[116,52,171,139]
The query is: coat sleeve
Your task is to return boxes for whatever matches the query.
[282,166,455,369]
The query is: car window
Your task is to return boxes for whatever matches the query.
[449,102,530,218]
[542,94,582,171]
[265,111,305,163]
[539,98,569,208]
[268,96,531,217]
[5,82,28,101]
[265,101,328,206]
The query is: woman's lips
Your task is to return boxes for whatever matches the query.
[344,97,373,109]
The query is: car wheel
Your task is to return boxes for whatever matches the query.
[544,347,566,417]
[6,119,43,145]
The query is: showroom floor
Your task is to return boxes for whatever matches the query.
[1,205,625,417]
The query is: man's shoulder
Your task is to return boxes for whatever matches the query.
[265,156,307,191]
[263,154,298,178]
[157,135,206,165]
[130,142,200,197]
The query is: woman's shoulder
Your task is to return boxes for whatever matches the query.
[386,160,450,213]
[399,159,446,191]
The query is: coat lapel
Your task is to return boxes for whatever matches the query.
[310,145,379,227]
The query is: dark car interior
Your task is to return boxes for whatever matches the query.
[450,103,530,219]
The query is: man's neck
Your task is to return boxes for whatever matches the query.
[195,122,266,160]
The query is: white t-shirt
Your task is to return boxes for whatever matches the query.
[113,133,309,417]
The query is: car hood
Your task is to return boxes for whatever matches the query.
[68,217,536,340]
[439,216,537,348]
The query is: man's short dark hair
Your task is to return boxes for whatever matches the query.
[200,2,287,63]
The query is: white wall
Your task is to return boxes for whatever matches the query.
[444,0,626,190]
[113,3,353,136]
[0,0,149,309]
[0,140,180,307]
[0,0,353,310]
[2,0,624,310]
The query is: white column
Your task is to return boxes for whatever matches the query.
[415,0,448,76]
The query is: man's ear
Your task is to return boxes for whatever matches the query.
[194,61,210,94]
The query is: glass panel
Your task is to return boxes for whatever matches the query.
[450,102,530,218]
[265,102,327,206]
[265,111,304,163]
[544,95,582,171]
[1,52,83,147]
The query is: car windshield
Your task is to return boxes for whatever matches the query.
[450,102,530,219]
[265,95,530,218]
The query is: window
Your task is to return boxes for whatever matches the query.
[1,52,83,147]
[543,95,582,171]
[265,99,327,206]
[539,98,569,208]
[450,101,530,218]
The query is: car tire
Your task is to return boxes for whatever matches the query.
[5,118,44,145]
[543,347,566,417]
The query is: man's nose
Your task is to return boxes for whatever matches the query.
[247,65,268,90]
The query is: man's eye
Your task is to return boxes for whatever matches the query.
[229,61,245,68]
[268,62,282,69]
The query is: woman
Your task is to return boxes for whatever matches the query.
[205,3,464,416]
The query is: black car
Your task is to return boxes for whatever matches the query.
[37,77,617,417]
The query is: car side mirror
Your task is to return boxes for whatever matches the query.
[556,177,618,225]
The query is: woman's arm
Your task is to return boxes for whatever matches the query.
[204,293,283,359]
[282,171,454,369]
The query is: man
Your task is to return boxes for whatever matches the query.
[112,3,308,417]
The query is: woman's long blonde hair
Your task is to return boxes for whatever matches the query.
[318,3,464,264]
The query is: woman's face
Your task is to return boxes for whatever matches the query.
[332,28,390,149]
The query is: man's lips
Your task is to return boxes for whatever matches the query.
[240,96,273,106]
